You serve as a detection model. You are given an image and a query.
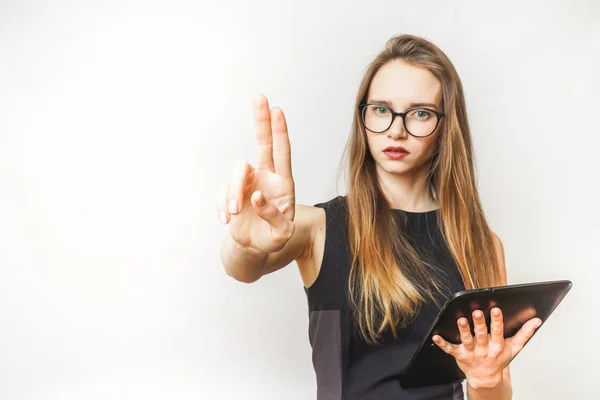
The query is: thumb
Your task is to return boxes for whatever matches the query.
[251,190,294,244]
[507,318,542,354]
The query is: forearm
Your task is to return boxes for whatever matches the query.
[220,234,268,283]
[467,377,512,400]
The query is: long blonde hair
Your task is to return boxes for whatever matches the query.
[339,34,501,344]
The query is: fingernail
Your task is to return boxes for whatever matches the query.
[219,211,227,224]
[493,308,500,317]
[229,199,238,213]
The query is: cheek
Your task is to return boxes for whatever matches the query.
[365,134,381,153]
[414,135,439,158]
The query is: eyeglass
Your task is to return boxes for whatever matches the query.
[359,103,445,138]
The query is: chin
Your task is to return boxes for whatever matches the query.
[375,161,413,175]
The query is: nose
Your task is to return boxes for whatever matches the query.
[386,115,408,139]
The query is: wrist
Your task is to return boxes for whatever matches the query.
[227,234,268,258]
[221,234,269,283]
[467,373,511,400]
[467,373,503,391]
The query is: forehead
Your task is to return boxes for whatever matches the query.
[368,59,442,107]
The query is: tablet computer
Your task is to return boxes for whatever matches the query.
[400,279,572,388]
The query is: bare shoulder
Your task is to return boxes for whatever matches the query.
[491,232,504,258]
[295,203,325,227]
[490,231,507,285]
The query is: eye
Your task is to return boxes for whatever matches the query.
[411,109,432,119]
[374,106,389,115]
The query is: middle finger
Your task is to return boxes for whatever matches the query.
[472,310,489,346]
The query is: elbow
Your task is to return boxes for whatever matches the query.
[219,237,266,284]
[222,262,262,284]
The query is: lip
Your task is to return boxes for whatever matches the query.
[383,146,409,153]
[383,151,408,160]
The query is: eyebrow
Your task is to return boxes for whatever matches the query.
[367,99,441,111]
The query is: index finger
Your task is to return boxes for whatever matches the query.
[253,94,274,172]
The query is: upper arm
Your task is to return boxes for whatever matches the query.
[491,231,512,382]
[260,204,322,277]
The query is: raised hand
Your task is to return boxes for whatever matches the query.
[217,94,296,255]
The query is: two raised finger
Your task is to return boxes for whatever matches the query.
[254,94,274,172]
[254,94,293,179]
[271,106,292,179]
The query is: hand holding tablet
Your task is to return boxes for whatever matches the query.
[400,280,573,388]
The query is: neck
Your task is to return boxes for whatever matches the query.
[375,164,437,212]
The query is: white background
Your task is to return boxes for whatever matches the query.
[1,0,598,399]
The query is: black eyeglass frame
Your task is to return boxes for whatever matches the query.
[358,103,445,138]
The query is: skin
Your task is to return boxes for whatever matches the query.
[219,60,542,399]
[364,59,442,211]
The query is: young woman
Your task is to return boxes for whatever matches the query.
[217,34,542,400]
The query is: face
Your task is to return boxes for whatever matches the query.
[364,59,443,178]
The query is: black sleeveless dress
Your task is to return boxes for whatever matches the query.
[304,195,466,400]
